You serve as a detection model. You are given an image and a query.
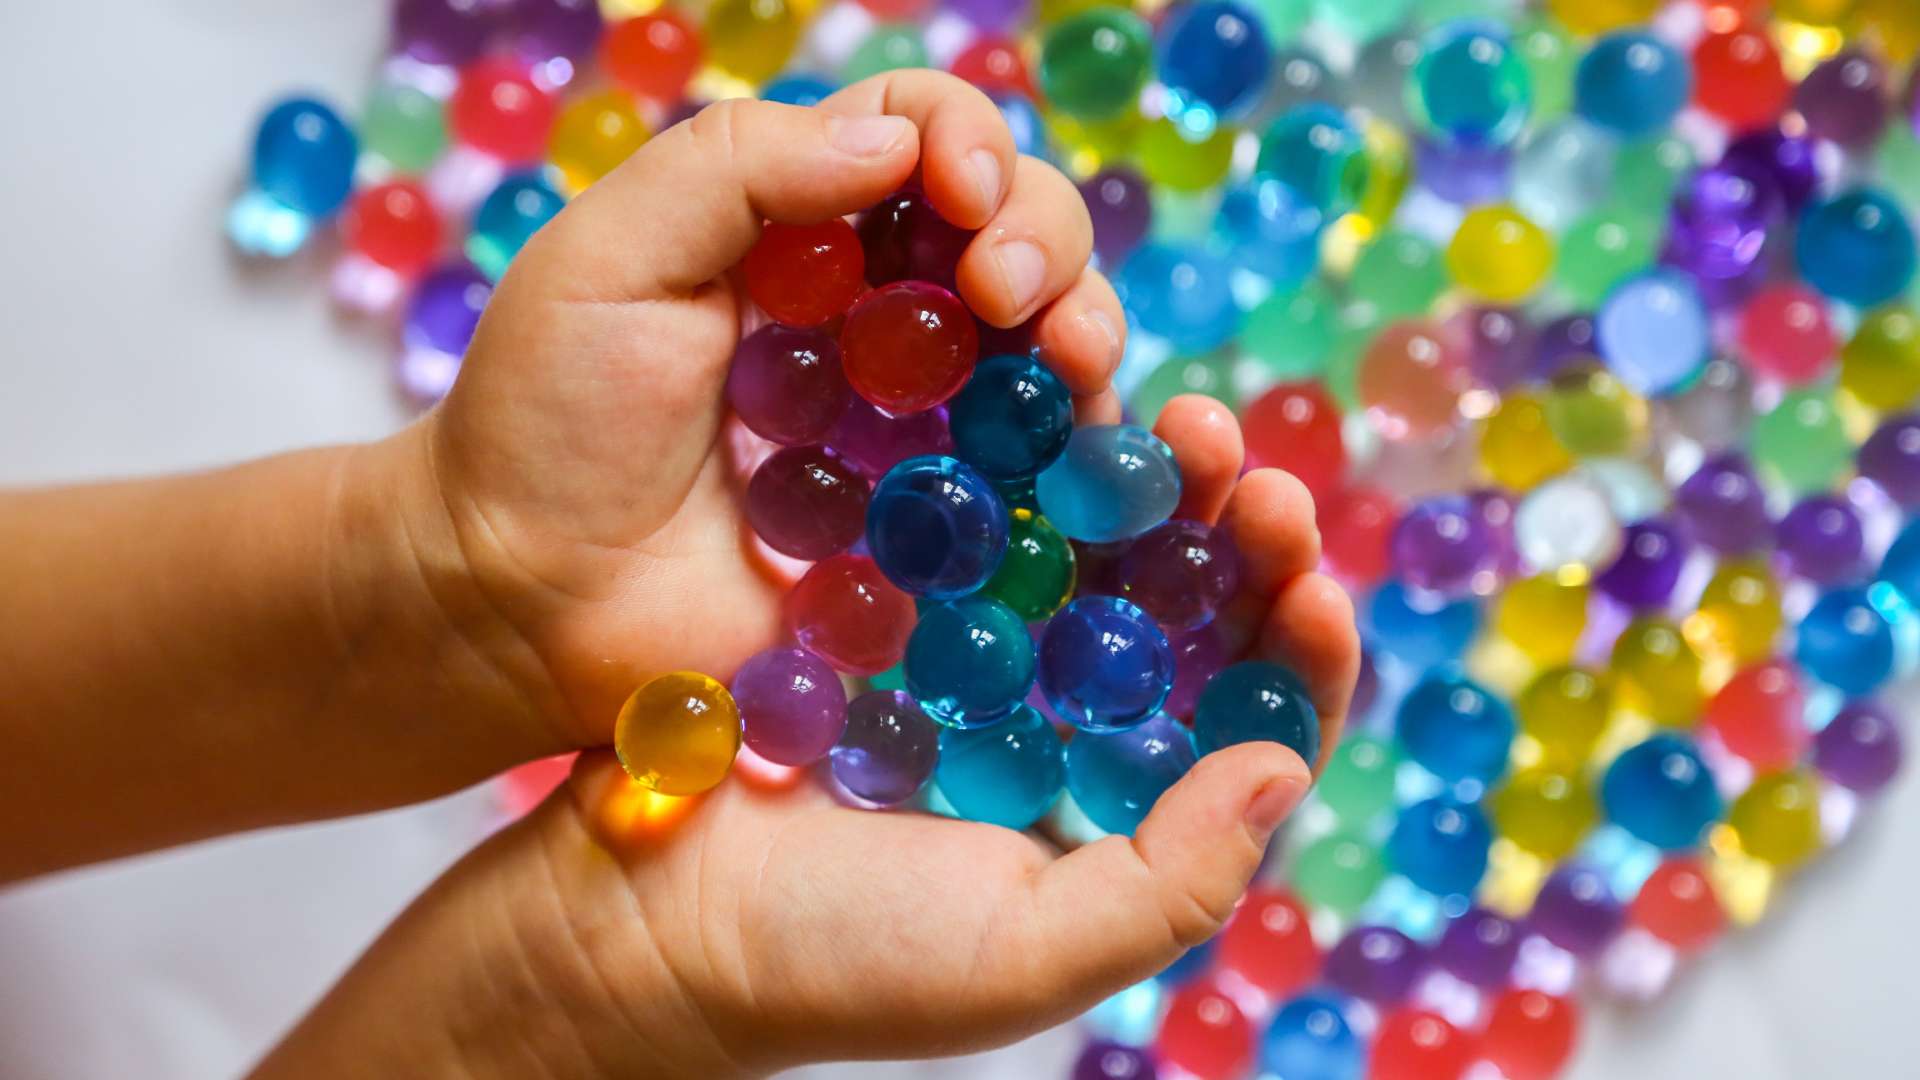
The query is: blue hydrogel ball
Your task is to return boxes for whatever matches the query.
[1260,992,1363,1080]
[1797,586,1896,694]
[1217,176,1325,286]
[252,96,359,217]
[1366,580,1481,668]
[1256,104,1369,217]
[1157,938,1217,987]
[1410,20,1531,149]
[1796,188,1918,307]
[226,188,314,258]
[993,91,1052,161]
[1036,425,1182,542]
[1395,672,1515,789]
[905,596,1035,728]
[935,704,1065,829]
[1574,31,1691,137]
[1192,660,1321,764]
[1066,712,1198,835]
[1879,516,1920,604]
[947,353,1074,481]
[1598,269,1709,396]
[1115,242,1243,353]
[1387,795,1492,896]
[1600,734,1723,850]
[468,174,566,280]
[868,455,1011,598]
[1040,597,1176,732]
[762,73,839,106]
[1158,0,1273,121]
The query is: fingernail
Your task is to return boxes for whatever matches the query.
[967,148,1003,213]
[831,115,912,158]
[1079,307,1121,370]
[1244,775,1306,839]
[994,240,1046,313]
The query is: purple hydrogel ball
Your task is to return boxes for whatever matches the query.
[744,446,870,560]
[1662,160,1781,284]
[1119,519,1240,631]
[1595,518,1690,609]
[951,0,1032,33]
[1795,50,1888,149]
[826,400,954,479]
[1859,412,1920,507]
[1391,496,1499,597]
[858,188,973,291]
[393,0,494,66]
[1450,306,1538,390]
[1415,136,1512,205]
[1324,925,1426,1006]
[1163,624,1228,721]
[501,0,603,64]
[1674,453,1772,556]
[831,690,942,805]
[732,647,849,766]
[1535,313,1599,377]
[406,262,493,356]
[1072,1039,1158,1080]
[1352,647,1380,718]
[1528,865,1623,957]
[1470,488,1522,579]
[1720,129,1818,214]
[1777,495,1866,584]
[1079,168,1153,267]
[727,325,852,446]
[1814,699,1903,794]
[1433,907,1519,990]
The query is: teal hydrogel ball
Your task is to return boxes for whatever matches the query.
[936,705,1066,829]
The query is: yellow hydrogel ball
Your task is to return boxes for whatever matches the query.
[1354,118,1411,230]
[1447,204,1554,303]
[1048,108,1143,179]
[1728,771,1824,869]
[549,89,650,194]
[1479,391,1574,491]
[1547,0,1660,34]
[1496,573,1590,667]
[1544,364,1648,458]
[1516,665,1613,768]
[1610,616,1704,727]
[1687,558,1784,667]
[705,0,805,84]
[1854,0,1920,63]
[1776,0,1857,27]
[614,671,742,796]
[1138,117,1237,193]
[1491,767,1597,860]
[1840,304,1920,411]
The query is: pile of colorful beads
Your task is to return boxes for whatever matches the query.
[232,0,1920,1077]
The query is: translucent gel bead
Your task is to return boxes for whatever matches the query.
[1157,981,1254,1080]
[1163,625,1228,722]
[1411,20,1532,148]
[935,704,1065,828]
[745,446,869,561]
[1267,42,1343,116]
[252,97,359,217]
[1611,617,1703,727]
[1447,204,1552,303]
[1115,243,1242,353]
[1752,388,1852,496]
[1040,597,1176,732]
[1319,486,1399,587]
[548,89,649,193]
[1530,865,1622,958]
[1374,1010,1478,1080]
[705,0,801,83]
[1555,207,1658,309]
[1358,320,1470,440]
[1777,495,1865,584]
[1597,270,1709,396]
[726,325,850,447]
[1131,352,1237,425]
[1478,392,1572,491]
[405,262,493,357]
[1704,660,1807,771]
[1396,672,1515,788]
[1738,283,1836,385]
[345,181,443,276]
[857,189,972,291]
[744,220,865,329]
[394,0,492,66]
[1079,168,1153,267]
[1797,189,1918,308]
[1372,581,1482,668]
[952,33,1037,97]
[1036,425,1182,543]
[1255,104,1369,217]
[1728,771,1823,869]
[843,24,930,83]
[1574,32,1689,139]
[1157,0,1273,120]
[1242,380,1348,501]
[1066,712,1198,835]
[1218,888,1321,998]
[832,689,941,805]
[1040,8,1155,121]
[1387,796,1492,896]
[1613,134,1692,216]
[1629,857,1724,952]
[784,554,917,675]
[1433,907,1520,990]
[1390,496,1498,596]
[1691,27,1790,131]
[467,174,564,280]
[1600,734,1722,850]
[947,354,1073,482]
[1216,177,1324,285]
[614,671,741,796]
[731,647,847,766]
[827,399,954,480]
[1494,573,1586,666]
[1292,831,1386,915]
[1516,666,1610,768]
[1674,453,1771,555]
[1691,558,1784,666]
[982,509,1075,621]
[362,83,447,174]
[1482,990,1578,1080]
[1594,517,1687,609]
[1119,519,1239,631]
[1491,767,1596,860]
[1193,660,1320,764]
[1072,1040,1157,1080]
[1862,415,1920,507]
[1814,699,1904,794]
[907,596,1036,728]
[1260,992,1362,1080]
[868,455,1009,599]
[449,58,556,165]
[1351,229,1447,318]
[1796,50,1888,148]
[1244,283,1337,380]
[601,10,703,102]
[1508,117,1615,234]
[1840,304,1920,410]
[1796,586,1895,694]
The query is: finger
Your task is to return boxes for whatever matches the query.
[1153,394,1245,526]
[992,743,1310,1005]
[1220,468,1322,598]
[821,69,1017,229]
[956,156,1096,328]
[1031,268,1125,398]
[1257,572,1360,772]
[536,98,920,300]
[1073,389,1123,426]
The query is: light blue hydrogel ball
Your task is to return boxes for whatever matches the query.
[1036,424,1182,543]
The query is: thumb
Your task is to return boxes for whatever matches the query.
[531,99,921,302]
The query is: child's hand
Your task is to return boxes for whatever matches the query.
[259,72,1359,1077]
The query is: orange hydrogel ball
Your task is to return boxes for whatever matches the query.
[1358,321,1470,440]
[614,671,742,796]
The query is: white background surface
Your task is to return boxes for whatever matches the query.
[1,3,1917,1078]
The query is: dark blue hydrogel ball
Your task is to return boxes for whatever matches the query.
[905,596,1035,728]
[1797,188,1917,308]
[1366,580,1481,668]
[1066,713,1197,835]
[1575,31,1691,137]
[948,353,1074,481]
[762,73,839,107]
[1600,733,1722,850]
[252,96,359,217]
[1041,597,1176,732]
[868,455,1010,598]
[1796,586,1896,694]
[1260,991,1362,1080]
[1387,796,1493,896]
[1192,660,1320,764]
[1396,671,1516,789]
[1158,0,1273,120]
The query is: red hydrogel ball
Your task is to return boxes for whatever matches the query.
[1242,381,1348,499]
[951,35,1038,98]
[1692,28,1791,130]
[745,446,870,560]
[1217,888,1321,996]
[1156,981,1254,1080]
[1482,990,1579,1080]
[345,180,443,275]
[855,0,935,17]
[450,57,558,164]
[727,325,851,446]
[1629,857,1725,952]
[1369,1009,1477,1080]
[1738,284,1835,384]
[601,11,703,102]
[841,281,980,413]
[745,220,868,329]
[858,189,974,290]
[784,554,917,675]
[1704,659,1808,769]
[1358,321,1469,441]
[1319,485,1400,586]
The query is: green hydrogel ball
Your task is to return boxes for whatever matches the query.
[1314,0,1415,43]
[1292,830,1387,915]
[1513,16,1575,119]
[981,511,1077,622]
[1752,388,1854,496]
[1556,207,1659,308]
[1132,352,1239,423]
[362,84,447,173]
[1614,134,1694,217]
[1040,9,1155,121]
[868,663,908,693]
[1351,230,1447,318]
[1325,300,1385,412]
[1243,281,1338,379]
[843,25,930,83]
[1248,0,1314,43]
[1317,735,1401,823]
